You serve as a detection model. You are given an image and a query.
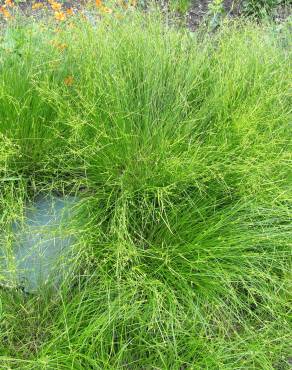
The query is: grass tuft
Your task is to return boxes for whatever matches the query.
[0,10,291,369]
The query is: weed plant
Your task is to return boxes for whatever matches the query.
[242,0,290,18]
[0,10,291,369]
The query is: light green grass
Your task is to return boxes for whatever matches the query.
[0,10,291,369]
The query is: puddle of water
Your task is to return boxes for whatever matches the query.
[0,195,78,293]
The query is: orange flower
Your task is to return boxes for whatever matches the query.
[0,6,12,19]
[50,40,68,50]
[5,0,14,8]
[54,11,66,21]
[66,7,74,16]
[51,2,62,11]
[57,43,67,50]
[95,0,102,8]
[32,3,44,10]
[64,76,74,86]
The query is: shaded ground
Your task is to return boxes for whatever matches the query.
[187,0,240,29]
[186,0,291,30]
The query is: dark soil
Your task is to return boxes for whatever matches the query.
[186,0,291,30]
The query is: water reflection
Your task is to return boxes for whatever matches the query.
[0,195,78,293]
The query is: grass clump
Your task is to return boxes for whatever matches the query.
[0,10,291,369]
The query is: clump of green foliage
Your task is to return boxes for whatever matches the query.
[242,0,289,18]
[208,0,225,29]
[169,0,192,14]
[0,10,291,369]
